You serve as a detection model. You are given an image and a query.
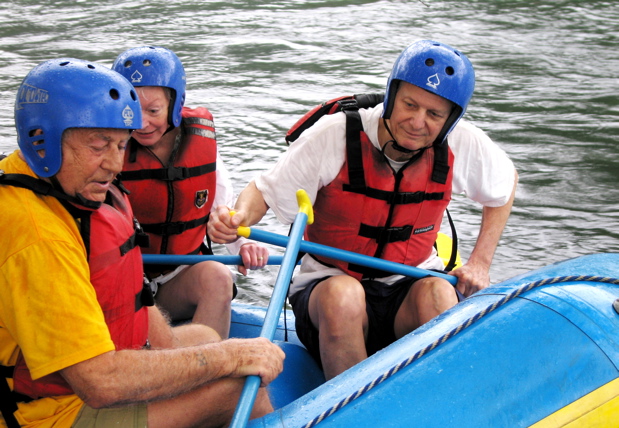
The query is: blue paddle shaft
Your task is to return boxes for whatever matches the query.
[142,254,285,265]
[230,210,309,428]
[245,228,458,286]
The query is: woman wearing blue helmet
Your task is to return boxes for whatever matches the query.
[112,46,269,338]
[208,40,518,380]
[1,58,283,427]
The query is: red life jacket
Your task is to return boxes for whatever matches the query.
[121,106,218,257]
[305,109,454,280]
[2,181,151,399]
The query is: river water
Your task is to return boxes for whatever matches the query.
[1,0,617,305]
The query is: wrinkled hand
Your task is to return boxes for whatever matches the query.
[225,338,285,387]
[237,243,269,276]
[450,261,491,297]
[208,205,244,244]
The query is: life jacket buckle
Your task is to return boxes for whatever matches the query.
[337,99,360,111]
[164,166,190,181]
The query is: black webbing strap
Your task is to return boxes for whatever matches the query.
[140,213,209,236]
[120,161,216,182]
[135,283,155,311]
[343,185,445,205]
[0,173,101,210]
[119,226,150,256]
[343,109,366,191]
[1,365,34,428]
[0,374,20,428]
[358,224,413,245]
[431,142,450,184]
[443,209,459,272]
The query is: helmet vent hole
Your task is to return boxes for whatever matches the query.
[445,66,455,76]
[87,64,95,69]
[142,59,152,67]
[123,60,133,68]
[130,90,138,101]
[59,62,70,67]
[109,89,120,100]
[425,58,435,67]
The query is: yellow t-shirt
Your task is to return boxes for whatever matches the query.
[0,151,116,428]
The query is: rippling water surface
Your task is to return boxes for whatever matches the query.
[1,0,617,304]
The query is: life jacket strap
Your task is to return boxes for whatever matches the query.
[119,227,151,256]
[358,224,413,245]
[120,162,216,182]
[0,172,101,209]
[136,284,155,310]
[1,365,34,428]
[140,213,209,236]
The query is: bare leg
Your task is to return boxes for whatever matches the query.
[147,306,221,349]
[147,378,273,428]
[156,261,234,338]
[393,277,457,339]
[145,306,274,427]
[308,275,368,380]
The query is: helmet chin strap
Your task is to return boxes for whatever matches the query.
[49,175,102,209]
[382,118,422,155]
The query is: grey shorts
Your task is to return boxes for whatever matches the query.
[72,403,148,428]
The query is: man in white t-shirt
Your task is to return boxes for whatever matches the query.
[209,40,518,380]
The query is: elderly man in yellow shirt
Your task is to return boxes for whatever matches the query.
[0,58,284,428]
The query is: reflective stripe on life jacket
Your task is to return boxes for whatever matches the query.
[121,106,217,256]
[0,177,151,402]
[305,109,454,279]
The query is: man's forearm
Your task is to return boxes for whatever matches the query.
[235,180,269,226]
[62,343,234,408]
[469,169,518,268]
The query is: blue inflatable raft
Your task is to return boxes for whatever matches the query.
[229,253,619,427]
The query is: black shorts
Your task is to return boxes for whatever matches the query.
[289,275,463,368]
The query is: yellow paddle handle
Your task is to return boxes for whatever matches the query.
[296,189,314,225]
[234,189,313,239]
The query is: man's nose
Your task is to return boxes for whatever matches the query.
[408,110,427,128]
[102,146,124,173]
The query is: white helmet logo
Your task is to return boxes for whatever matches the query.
[16,84,49,110]
[426,73,440,90]
[122,105,134,126]
[130,70,143,83]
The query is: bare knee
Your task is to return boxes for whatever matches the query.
[312,276,366,327]
[195,261,234,298]
[416,278,458,314]
[251,388,274,419]
[173,323,221,346]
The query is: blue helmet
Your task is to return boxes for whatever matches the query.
[383,40,475,144]
[112,46,186,128]
[15,58,142,178]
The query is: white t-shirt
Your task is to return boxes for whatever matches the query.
[256,104,516,295]
[212,149,248,255]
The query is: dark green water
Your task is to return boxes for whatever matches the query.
[1,0,617,304]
